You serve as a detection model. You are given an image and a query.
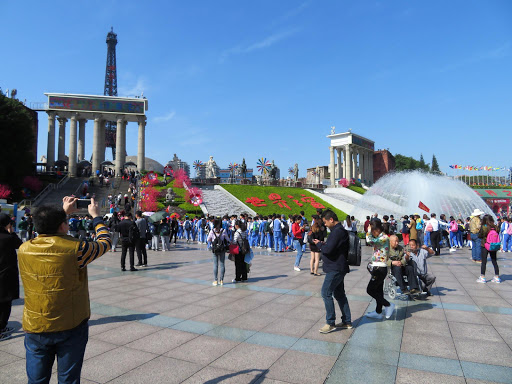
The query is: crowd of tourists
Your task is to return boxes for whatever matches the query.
[0,189,506,383]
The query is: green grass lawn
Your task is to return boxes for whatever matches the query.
[221,184,347,220]
[348,185,366,194]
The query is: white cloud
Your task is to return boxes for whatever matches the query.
[221,28,300,62]
[118,77,147,97]
[153,111,176,123]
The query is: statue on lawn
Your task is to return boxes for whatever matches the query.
[205,156,218,179]
[270,160,277,180]
[240,158,247,179]
[293,163,299,182]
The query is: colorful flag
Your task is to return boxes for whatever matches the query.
[418,201,430,213]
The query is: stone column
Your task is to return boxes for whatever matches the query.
[77,119,86,161]
[137,116,146,172]
[355,148,361,181]
[366,150,371,183]
[115,118,124,176]
[352,150,357,181]
[336,147,342,180]
[57,117,67,161]
[68,114,78,177]
[92,116,102,174]
[329,146,335,186]
[46,112,56,171]
[345,144,352,180]
[342,147,346,179]
[362,150,367,183]
[369,150,374,184]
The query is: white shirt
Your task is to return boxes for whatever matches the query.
[429,218,439,231]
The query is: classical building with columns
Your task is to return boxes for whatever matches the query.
[44,93,148,177]
[327,130,375,186]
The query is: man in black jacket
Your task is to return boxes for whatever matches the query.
[117,213,137,272]
[313,210,352,334]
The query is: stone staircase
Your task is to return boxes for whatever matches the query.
[32,178,86,208]
[200,186,255,217]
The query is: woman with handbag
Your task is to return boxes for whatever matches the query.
[207,219,229,286]
[231,220,248,283]
[477,215,501,283]
[365,219,395,320]
[308,217,325,276]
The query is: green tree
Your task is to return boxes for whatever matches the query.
[0,93,35,198]
[395,154,421,171]
[419,154,430,172]
[431,154,441,174]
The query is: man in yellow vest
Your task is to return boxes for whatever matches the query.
[18,196,111,384]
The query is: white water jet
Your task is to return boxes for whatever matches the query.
[351,171,494,220]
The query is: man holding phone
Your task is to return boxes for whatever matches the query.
[18,196,111,383]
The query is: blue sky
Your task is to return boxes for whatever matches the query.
[2,0,511,177]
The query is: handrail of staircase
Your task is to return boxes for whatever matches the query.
[55,172,70,189]
[32,183,56,206]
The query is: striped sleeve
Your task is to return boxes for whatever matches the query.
[77,220,112,269]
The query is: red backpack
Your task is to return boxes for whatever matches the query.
[486,229,501,251]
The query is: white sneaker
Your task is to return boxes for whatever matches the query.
[365,311,383,319]
[384,303,395,319]
[212,281,218,286]
[294,266,301,272]
[476,276,487,284]
[449,248,457,252]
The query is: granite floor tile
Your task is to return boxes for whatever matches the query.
[265,350,336,384]
[339,343,399,366]
[398,352,463,376]
[0,337,25,358]
[80,346,157,383]
[211,343,286,372]
[444,309,490,324]
[461,360,512,383]
[160,304,212,319]
[395,367,465,384]
[261,318,317,338]
[83,339,118,361]
[401,333,458,359]
[228,311,279,331]
[108,356,202,384]
[0,350,22,367]
[448,322,503,342]
[182,366,262,384]
[125,328,198,354]
[190,308,246,325]
[90,322,160,346]
[326,360,396,384]
[166,335,239,365]
[454,338,512,367]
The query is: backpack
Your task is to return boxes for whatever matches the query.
[238,234,251,254]
[129,223,140,244]
[160,224,170,236]
[18,220,28,230]
[78,219,86,231]
[85,219,94,231]
[185,220,192,231]
[425,222,433,232]
[281,221,289,234]
[347,231,361,266]
[416,220,423,230]
[450,221,458,232]
[401,220,410,234]
[201,218,207,229]
[507,223,512,236]
[263,221,269,233]
[485,229,501,251]
[252,222,259,233]
[211,230,227,253]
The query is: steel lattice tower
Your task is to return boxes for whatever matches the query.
[104,27,118,159]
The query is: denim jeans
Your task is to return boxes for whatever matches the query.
[471,234,482,261]
[266,233,273,248]
[293,240,303,267]
[213,252,226,282]
[449,232,458,247]
[423,231,431,247]
[503,234,512,252]
[25,320,89,384]
[321,271,351,325]
[274,231,284,252]
[260,232,266,247]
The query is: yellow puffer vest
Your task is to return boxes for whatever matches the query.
[19,234,90,333]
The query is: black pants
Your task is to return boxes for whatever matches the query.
[481,248,499,276]
[391,265,419,290]
[416,230,423,247]
[234,253,247,281]
[170,230,178,244]
[431,231,441,255]
[0,300,12,330]
[136,238,148,265]
[121,241,135,269]
[367,266,390,314]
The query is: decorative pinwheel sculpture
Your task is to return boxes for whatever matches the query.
[193,160,203,170]
[257,158,271,175]
[228,162,239,171]
[288,167,294,175]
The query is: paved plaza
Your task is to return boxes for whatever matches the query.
[1,244,511,383]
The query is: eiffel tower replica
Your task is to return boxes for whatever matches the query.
[104,27,118,160]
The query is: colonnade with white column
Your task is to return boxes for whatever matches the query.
[329,144,374,186]
[46,112,146,177]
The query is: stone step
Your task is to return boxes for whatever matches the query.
[200,187,253,217]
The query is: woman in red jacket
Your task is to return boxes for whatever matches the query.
[292,216,305,271]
